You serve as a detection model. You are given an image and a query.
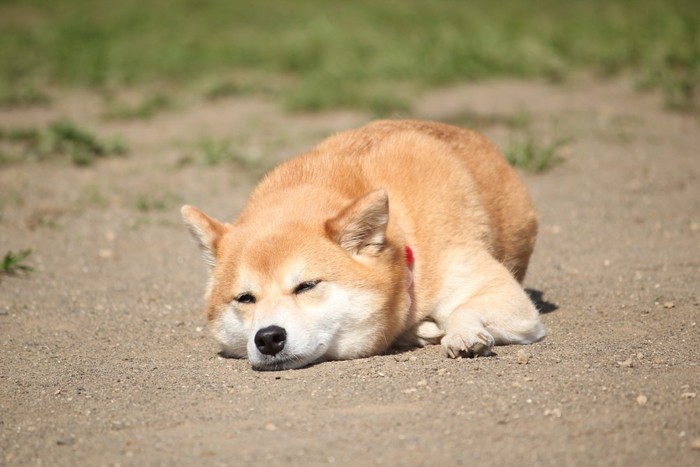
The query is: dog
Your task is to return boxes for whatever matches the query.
[182,120,545,370]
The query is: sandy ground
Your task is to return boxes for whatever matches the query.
[1,77,699,466]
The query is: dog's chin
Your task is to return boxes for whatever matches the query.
[216,344,319,370]
[218,344,247,359]
[250,355,322,371]
[247,338,330,371]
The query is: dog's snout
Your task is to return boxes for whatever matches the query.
[254,325,287,356]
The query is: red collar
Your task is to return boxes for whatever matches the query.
[405,245,414,267]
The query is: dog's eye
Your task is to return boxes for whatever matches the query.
[234,292,256,304]
[293,280,321,295]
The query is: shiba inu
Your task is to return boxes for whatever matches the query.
[182,120,545,370]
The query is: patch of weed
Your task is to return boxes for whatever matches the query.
[1,250,33,276]
[0,189,25,210]
[103,93,173,120]
[0,121,128,166]
[195,138,260,168]
[129,216,151,230]
[81,184,110,209]
[25,208,65,230]
[0,127,41,143]
[0,86,50,108]
[204,81,252,101]
[202,72,283,101]
[599,115,642,143]
[134,192,183,213]
[505,130,570,173]
[49,121,127,165]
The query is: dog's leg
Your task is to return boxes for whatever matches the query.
[438,254,545,358]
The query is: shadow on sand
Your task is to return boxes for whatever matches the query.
[526,288,559,314]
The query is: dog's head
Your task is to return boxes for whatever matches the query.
[182,189,411,370]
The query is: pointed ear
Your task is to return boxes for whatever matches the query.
[181,205,227,267]
[326,189,389,256]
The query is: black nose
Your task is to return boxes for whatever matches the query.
[254,325,287,356]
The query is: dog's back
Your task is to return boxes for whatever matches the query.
[247,120,537,316]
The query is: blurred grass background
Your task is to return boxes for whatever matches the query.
[0,0,698,113]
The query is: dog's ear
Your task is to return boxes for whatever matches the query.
[326,189,389,256]
[181,205,228,267]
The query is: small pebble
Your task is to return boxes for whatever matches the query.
[517,349,529,365]
[617,358,634,368]
[56,437,75,446]
[663,301,675,309]
[636,395,648,406]
[691,438,700,450]
[98,249,114,259]
[681,392,696,399]
[265,423,277,431]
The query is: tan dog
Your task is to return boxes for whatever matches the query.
[182,120,545,370]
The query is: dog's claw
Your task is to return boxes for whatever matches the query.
[441,330,494,358]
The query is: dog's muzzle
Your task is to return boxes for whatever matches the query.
[254,325,287,356]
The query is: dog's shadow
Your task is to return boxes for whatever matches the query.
[526,288,559,314]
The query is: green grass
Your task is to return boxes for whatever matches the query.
[505,130,570,173]
[0,0,698,113]
[80,184,110,209]
[1,250,33,276]
[134,192,182,213]
[0,85,50,108]
[0,121,128,165]
[193,138,261,168]
[447,110,570,173]
[204,80,257,101]
[103,93,173,120]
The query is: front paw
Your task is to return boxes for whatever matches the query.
[415,319,445,345]
[441,330,495,358]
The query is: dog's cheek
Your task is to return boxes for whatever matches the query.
[211,306,250,358]
[316,285,386,359]
[281,313,327,359]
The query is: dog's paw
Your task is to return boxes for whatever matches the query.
[415,320,445,345]
[441,329,495,358]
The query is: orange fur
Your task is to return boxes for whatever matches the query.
[182,120,544,370]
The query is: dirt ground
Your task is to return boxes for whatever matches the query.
[1,76,699,466]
